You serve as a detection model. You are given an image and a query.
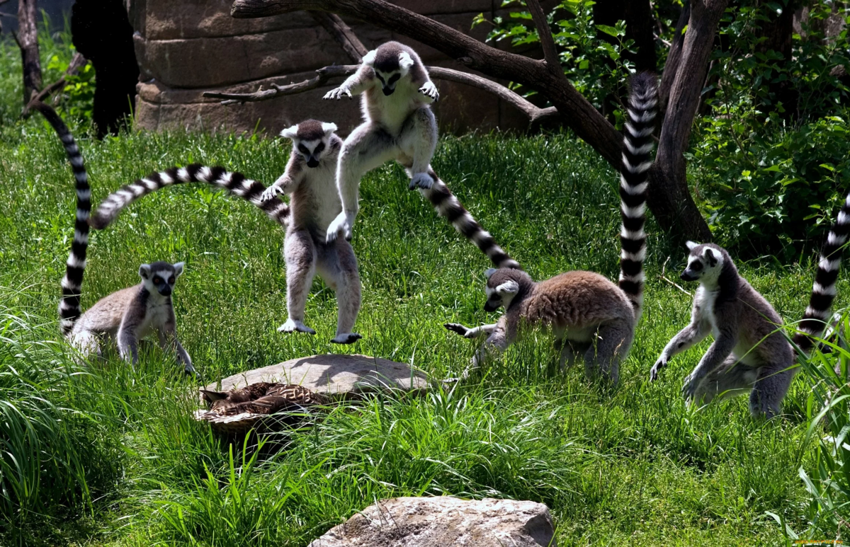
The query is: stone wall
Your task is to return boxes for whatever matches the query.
[126,1,542,135]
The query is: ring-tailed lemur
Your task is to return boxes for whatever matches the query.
[31,102,195,374]
[89,121,362,344]
[323,40,519,269]
[650,193,850,417]
[444,73,657,384]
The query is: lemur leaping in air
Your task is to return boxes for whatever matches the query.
[323,40,519,270]
[31,102,195,374]
[444,73,658,385]
[89,121,362,345]
[650,193,850,417]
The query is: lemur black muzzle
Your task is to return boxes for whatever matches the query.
[680,271,698,282]
[158,286,173,296]
[306,158,319,168]
[382,86,395,96]
[484,301,499,312]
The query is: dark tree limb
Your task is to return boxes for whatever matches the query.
[308,11,367,62]
[14,0,42,105]
[24,53,88,113]
[203,64,559,128]
[659,1,690,112]
[230,0,716,241]
[526,0,563,79]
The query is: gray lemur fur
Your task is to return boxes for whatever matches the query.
[323,40,519,269]
[651,189,850,417]
[31,101,194,374]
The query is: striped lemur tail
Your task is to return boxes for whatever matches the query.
[30,102,91,337]
[89,164,290,230]
[793,191,850,353]
[618,72,657,322]
[422,167,520,269]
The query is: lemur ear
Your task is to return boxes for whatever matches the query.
[484,268,497,279]
[321,122,338,135]
[685,240,699,251]
[495,280,519,295]
[703,248,718,266]
[173,262,185,277]
[280,125,299,140]
[398,51,414,71]
[139,264,151,279]
[362,50,377,66]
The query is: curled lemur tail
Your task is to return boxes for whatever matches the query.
[423,168,520,269]
[618,72,658,322]
[30,102,91,337]
[793,191,850,353]
[89,164,290,230]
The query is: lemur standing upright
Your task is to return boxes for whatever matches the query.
[444,74,657,384]
[650,194,850,417]
[89,121,362,344]
[31,102,194,373]
[323,40,519,269]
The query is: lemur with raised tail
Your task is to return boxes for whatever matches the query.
[444,73,657,384]
[650,194,850,417]
[323,40,519,269]
[89,121,362,344]
[31,102,194,373]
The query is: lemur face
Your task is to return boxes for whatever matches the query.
[366,46,414,96]
[140,261,184,297]
[681,242,723,283]
[280,120,338,169]
[483,268,520,312]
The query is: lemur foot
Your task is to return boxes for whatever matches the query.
[323,86,352,100]
[278,319,317,335]
[260,185,283,202]
[419,81,439,102]
[331,332,362,345]
[649,356,668,381]
[444,323,473,339]
[681,373,700,402]
[409,172,434,190]
[183,364,198,377]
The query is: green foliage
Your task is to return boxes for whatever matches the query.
[473,0,635,121]
[693,1,850,255]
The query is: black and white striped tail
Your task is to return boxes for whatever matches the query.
[618,73,657,322]
[423,168,520,269]
[31,102,91,337]
[89,164,290,230]
[793,191,850,353]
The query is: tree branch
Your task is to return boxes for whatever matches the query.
[202,64,559,128]
[230,0,622,168]
[526,0,563,78]
[24,52,88,113]
[659,1,690,111]
[15,0,42,105]
[308,11,367,62]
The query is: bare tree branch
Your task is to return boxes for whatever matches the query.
[526,0,563,79]
[25,53,88,112]
[659,1,690,112]
[202,64,559,128]
[309,11,367,62]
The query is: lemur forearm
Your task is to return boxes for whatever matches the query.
[660,321,711,362]
[688,334,737,381]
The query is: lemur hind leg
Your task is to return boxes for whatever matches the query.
[280,228,318,335]
[556,339,590,371]
[398,106,438,190]
[692,355,758,405]
[316,238,362,345]
[584,320,633,385]
[749,365,796,418]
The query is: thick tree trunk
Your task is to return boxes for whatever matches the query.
[650,0,729,244]
[230,0,716,241]
[15,0,42,104]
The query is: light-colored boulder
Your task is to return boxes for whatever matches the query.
[309,496,557,547]
[204,354,430,400]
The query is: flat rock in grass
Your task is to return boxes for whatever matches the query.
[204,354,429,400]
[308,496,556,547]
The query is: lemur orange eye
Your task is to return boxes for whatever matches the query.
[168,276,175,284]
[153,276,162,284]
[297,144,309,154]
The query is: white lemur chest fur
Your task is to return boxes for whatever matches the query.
[361,81,429,136]
[290,156,342,241]
[693,285,759,366]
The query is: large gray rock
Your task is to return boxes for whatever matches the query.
[204,354,430,400]
[309,496,556,547]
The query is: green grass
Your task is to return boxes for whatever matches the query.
[1,34,848,547]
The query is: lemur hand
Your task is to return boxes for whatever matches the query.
[323,86,352,100]
[326,212,353,243]
[444,323,473,338]
[649,355,668,381]
[419,81,439,102]
[260,185,283,202]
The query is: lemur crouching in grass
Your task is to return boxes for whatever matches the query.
[651,193,850,417]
